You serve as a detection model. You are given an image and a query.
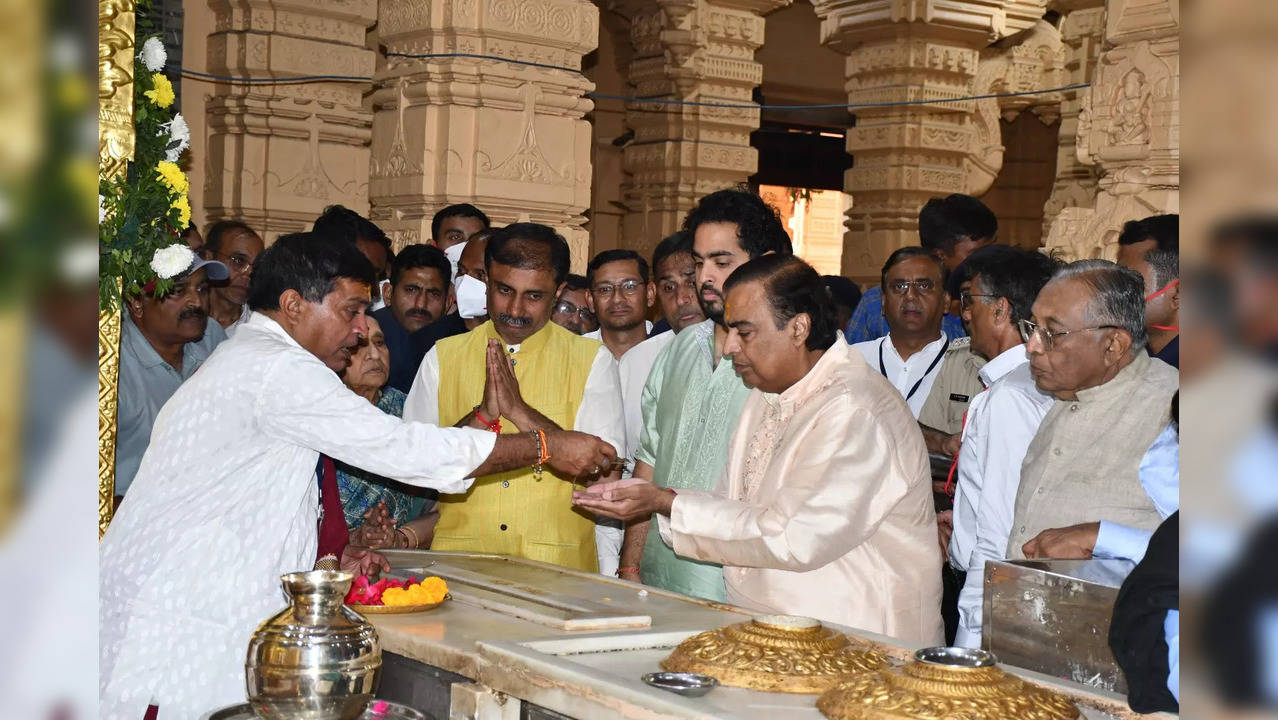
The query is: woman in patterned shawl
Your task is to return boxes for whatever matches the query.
[338,312,439,549]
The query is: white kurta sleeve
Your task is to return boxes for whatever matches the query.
[257,348,494,494]
[573,347,626,455]
[402,345,442,426]
[668,399,912,571]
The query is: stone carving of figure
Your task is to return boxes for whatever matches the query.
[1107,68,1151,146]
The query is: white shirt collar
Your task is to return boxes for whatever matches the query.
[882,332,948,366]
[978,343,1029,387]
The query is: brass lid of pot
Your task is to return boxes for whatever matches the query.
[660,615,890,694]
[816,647,1082,719]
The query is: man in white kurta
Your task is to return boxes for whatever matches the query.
[99,313,496,719]
[99,233,615,720]
[577,255,944,645]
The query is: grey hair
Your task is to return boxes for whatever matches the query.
[1050,259,1148,353]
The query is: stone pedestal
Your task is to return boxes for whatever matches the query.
[813,0,1046,282]
[368,0,598,269]
[202,1,377,240]
[618,0,790,260]
[1042,0,1179,261]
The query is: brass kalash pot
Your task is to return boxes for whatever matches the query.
[661,615,890,694]
[246,570,382,720]
[816,647,1081,720]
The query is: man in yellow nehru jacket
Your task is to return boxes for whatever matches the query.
[404,223,625,571]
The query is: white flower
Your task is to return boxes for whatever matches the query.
[150,243,195,279]
[140,37,167,73]
[163,114,190,162]
[99,194,106,223]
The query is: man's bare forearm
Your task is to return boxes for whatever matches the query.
[506,403,562,434]
[470,432,540,477]
[619,519,649,572]
[919,422,954,455]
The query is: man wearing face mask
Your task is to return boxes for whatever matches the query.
[403,223,627,571]
[408,229,496,372]
[115,245,229,499]
[434,203,491,279]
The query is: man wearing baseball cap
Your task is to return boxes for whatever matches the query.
[114,244,230,501]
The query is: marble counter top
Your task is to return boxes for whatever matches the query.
[370,550,1165,720]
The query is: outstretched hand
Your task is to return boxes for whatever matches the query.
[572,478,674,523]
[544,430,617,478]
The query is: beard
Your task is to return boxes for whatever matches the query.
[698,286,725,325]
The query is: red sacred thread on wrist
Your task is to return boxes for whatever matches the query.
[475,409,501,433]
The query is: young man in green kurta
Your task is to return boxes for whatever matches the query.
[617,189,793,600]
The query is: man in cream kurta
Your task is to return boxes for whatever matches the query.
[577,255,944,645]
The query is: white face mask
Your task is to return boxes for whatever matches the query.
[443,241,466,282]
[454,273,488,319]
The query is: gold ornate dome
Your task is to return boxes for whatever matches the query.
[816,647,1081,720]
[660,615,890,694]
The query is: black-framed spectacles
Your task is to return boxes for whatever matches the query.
[959,291,996,309]
[554,300,596,324]
[1017,319,1121,351]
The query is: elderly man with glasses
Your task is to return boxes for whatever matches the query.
[1006,259,1179,562]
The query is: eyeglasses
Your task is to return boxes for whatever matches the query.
[887,279,938,296]
[959,291,996,309]
[1017,319,1121,351]
[554,300,596,324]
[217,252,253,271]
[593,279,644,299]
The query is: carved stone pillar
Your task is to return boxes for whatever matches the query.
[1042,0,1179,261]
[812,0,1044,282]
[618,0,791,259]
[203,0,377,239]
[369,0,598,269]
[1040,0,1104,241]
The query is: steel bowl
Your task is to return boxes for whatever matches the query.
[642,671,719,697]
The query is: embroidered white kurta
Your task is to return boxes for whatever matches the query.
[99,313,496,720]
[663,336,945,645]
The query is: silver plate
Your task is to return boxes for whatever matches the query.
[914,646,998,668]
[642,671,719,697]
[201,700,428,720]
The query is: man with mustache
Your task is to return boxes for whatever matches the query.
[202,220,263,333]
[373,243,452,392]
[403,223,627,571]
[576,255,943,645]
[114,246,229,500]
[852,247,952,419]
[613,188,791,599]
[102,233,615,719]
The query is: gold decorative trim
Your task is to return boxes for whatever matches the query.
[99,0,136,537]
[661,617,889,694]
[816,651,1082,719]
